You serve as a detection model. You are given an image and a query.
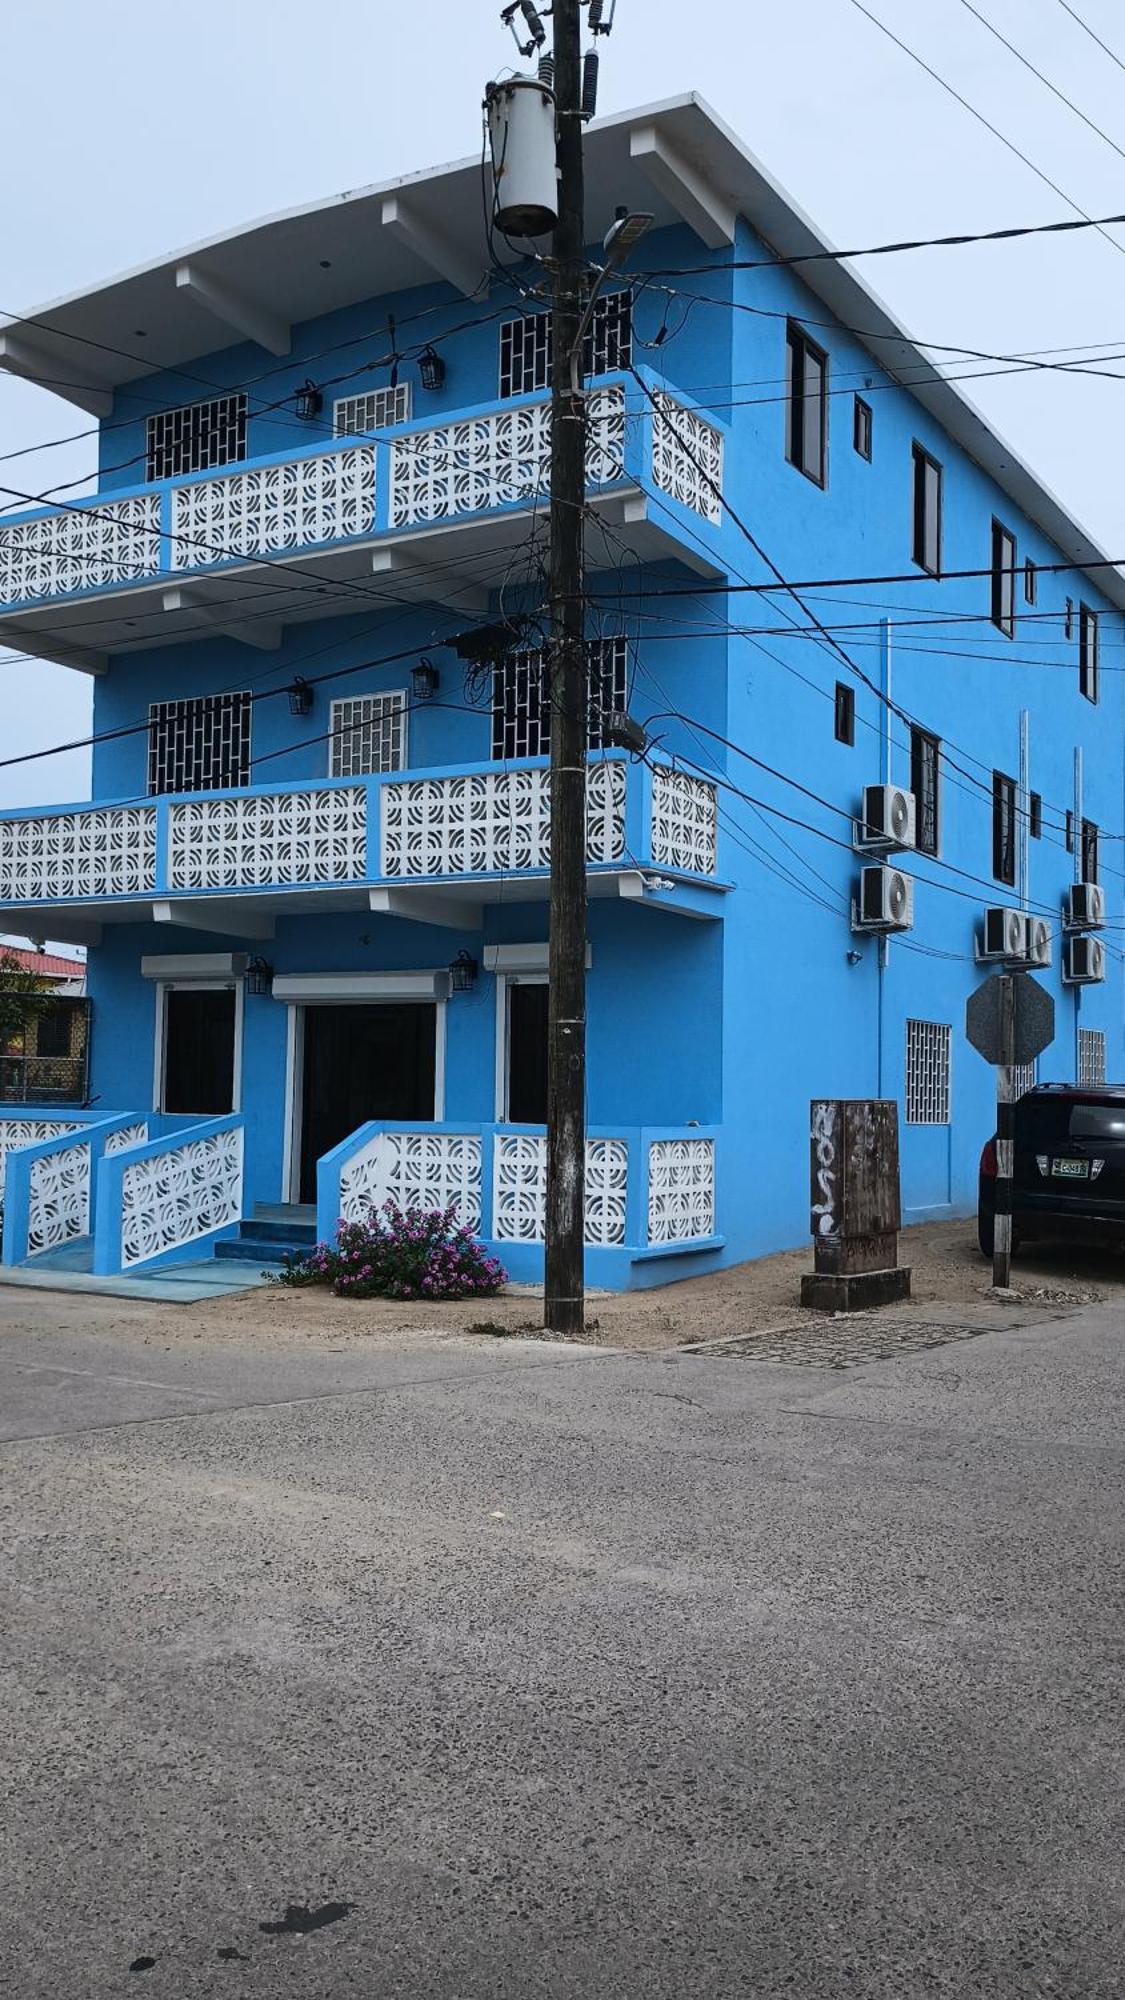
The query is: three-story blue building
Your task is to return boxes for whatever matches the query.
[0,96,1118,1285]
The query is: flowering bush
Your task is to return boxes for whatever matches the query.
[270,1198,507,1301]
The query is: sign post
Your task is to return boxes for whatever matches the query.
[965,970,1055,1291]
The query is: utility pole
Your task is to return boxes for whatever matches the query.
[993,972,1016,1289]
[544,0,588,1336]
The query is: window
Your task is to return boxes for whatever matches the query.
[905,1019,951,1125]
[34,1004,73,1061]
[853,396,872,461]
[499,291,632,398]
[147,692,251,796]
[834,680,855,745]
[785,322,828,486]
[145,394,248,483]
[504,978,549,1123]
[991,519,1016,636]
[992,769,1017,886]
[333,383,412,437]
[1065,809,1074,853]
[329,691,407,778]
[911,444,942,576]
[1029,791,1042,840]
[491,637,627,761]
[1079,603,1099,703]
[1082,817,1100,884]
[1065,597,1074,640]
[1024,558,1037,604]
[1078,1027,1107,1090]
[910,726,941,856]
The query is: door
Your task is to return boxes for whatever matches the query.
[505,980,549,1123]
[161,986,237,1115]
[299,1003,437,1202]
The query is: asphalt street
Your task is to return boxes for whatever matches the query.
[0,1296,1121,1997]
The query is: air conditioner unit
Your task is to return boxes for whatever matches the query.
[1066,881,1106,931]
[854,783,916,854]
[1063,934,1106,985]
[979,906,1028,962]
[854,863,914,932]
[1025,915,1052,969]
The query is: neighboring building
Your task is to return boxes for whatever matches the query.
[0,96,1118,1280]
[0,944,89,1107]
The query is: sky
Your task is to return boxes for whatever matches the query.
[1,0,1124,823]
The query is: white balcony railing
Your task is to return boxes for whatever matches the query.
[170,444,378,572]
[0,493,161,607]
[380,760,626,879]
[167,786,367,890]
[388,384,626,529]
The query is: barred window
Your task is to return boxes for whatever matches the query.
[491,638,627,761]
[147,692,251,796]
[905,1018,951,1125]
[1012,1060,1036,1100]
[146,394,248,482]
[1078,1027,1106,1089]
[333,384,412,437]
[499,291,632,398]
[1079,603,1099,704]
[329,691,407,778]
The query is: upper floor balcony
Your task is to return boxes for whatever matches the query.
[0,371,725,671]
[0,752,726,945]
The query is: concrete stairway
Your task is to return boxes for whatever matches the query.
[213,1203,318,1265]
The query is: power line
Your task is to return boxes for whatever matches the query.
[954,0,1125,168]
[844,0,1125,263]
[1056,0,1125,79]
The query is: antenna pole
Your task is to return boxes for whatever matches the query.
[544,0,588,1335]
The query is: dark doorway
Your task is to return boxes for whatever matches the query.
[299,1003,437,1201]
[162,986,236,1115]
[507,981,549,1124]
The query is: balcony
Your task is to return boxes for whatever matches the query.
[0,375,726,668]
[0,754,725,943]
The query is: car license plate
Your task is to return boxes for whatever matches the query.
[1051,1157,1089,1180]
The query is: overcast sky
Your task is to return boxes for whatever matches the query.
[2,0,1124,822]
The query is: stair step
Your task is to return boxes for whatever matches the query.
[215,1237,307,1263]
[242,1217,317,1246]
[253,1203,316,1226]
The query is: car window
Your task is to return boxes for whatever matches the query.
[1017,1099,1125,1144]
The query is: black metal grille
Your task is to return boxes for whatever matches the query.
[146,394,248,482]
[491,639,627,760]
[499,291,632,398]
[147,692,252,796]
[0,997,89,1104]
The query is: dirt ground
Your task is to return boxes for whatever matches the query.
[194,1217,1123,1353]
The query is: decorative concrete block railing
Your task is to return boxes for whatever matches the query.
[0,371,724,616]
[0,756,719,911]
[1,1112,148,1264]
[317,1119,720,1284]
[92,1117,245,1275]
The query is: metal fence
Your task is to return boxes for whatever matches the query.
[0,997,90,1104]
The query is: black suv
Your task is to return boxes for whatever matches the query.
[978,1084,1125,1257]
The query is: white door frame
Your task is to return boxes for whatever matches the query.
[153,978,243,1116]
[284,995,447,1204]
[494,972,548,1123]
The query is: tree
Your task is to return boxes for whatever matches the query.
[0,950,52,1053]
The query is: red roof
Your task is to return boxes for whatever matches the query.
[0,945,86,979]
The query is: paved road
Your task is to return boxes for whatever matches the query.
[0,1295,1121,1997]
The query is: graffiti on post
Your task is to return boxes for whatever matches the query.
[810,1099,837,1239]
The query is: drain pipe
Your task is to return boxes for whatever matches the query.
[877,618,892,1098]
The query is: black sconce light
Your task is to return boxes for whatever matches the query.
[295,378,323,421]
[411,657,441,701]
[287,677,315,717]
[245,956,274,997]
[418,345,446,393]
[448,950,478,994]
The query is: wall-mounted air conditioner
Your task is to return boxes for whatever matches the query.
[978,906,1027,963]
[1065,882,1105,931]
[853,863,914,932]
[1063,935,1106,985]
[1025,915,1052,969]
[854,783,916,855]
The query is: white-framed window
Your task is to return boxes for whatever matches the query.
[491,637,627,761]
[494,973,549,1124]
[498,290,633,399]
[333,383,412,438]
[1078,1027,1106,1089]
[905,1019,951,1125]
[146,394,248,482]
[147,691,252,796]
[328,690,408,779]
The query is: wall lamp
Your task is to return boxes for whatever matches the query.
[448,950,478,994]
[411,657,441,701]
[295,379,323,421]
[244,957,275,997]
[288,678,315,717]
[418,346,446,393]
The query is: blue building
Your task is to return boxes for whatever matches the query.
[0,96,1118,1284]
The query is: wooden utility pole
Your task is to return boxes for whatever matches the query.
[544,0,588,1336]
[993,972,1016,1289]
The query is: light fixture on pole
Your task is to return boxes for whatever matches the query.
[568,206,653,391]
